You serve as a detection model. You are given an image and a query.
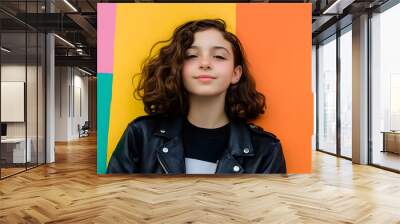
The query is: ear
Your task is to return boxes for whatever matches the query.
[231,65,243,84]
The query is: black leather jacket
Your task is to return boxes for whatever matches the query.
[107,115,286,174]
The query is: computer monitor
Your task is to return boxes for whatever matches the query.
[1,123,7,137]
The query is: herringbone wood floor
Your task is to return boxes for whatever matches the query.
[1,135,400,224]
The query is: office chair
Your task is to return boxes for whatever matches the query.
[79,121,90,138]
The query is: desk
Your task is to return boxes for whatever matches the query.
[381,131,400,154]
[1,138,31,163]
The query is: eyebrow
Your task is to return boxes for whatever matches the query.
[188,45,231,55]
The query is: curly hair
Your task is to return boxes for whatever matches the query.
[134,18,266,121]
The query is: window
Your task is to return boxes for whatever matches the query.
[339,27,352,158]
[371,2,400,171]
[317,35,337,154]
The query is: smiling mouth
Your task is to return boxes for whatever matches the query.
[195,78,215,84]
[194,75,216,83]
[194,75,217,79]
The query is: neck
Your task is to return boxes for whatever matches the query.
[187,93,229,129]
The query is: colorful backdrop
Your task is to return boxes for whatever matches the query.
[97,3,313,174]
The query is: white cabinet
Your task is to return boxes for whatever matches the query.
[1,138,32,163]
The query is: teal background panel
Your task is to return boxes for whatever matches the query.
[97,73,113,174]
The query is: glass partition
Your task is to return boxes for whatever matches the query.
[1,30,28,178]
[0,1,46,179]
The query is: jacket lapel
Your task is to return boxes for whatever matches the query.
[215,119,255,174]
[153,116,185,174]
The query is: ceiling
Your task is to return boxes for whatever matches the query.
[0,0,392,73]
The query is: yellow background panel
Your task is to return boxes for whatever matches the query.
[107,3,236,163]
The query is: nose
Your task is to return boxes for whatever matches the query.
[199,55,211,70]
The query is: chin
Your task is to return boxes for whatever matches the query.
[190,89,225,97]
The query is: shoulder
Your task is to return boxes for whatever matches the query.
[246,122,280,143]
[128,114,157,124]
[121,115,157,136]
[245,122,284,162]
[127,114,165,128]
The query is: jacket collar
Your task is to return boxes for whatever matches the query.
[153,115,255,156]
[153,115,184,139]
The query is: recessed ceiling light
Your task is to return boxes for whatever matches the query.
[54,34,75,48]
[1,47,11,53]
[63,0,78,12]
[78,67,92,76]
[322,0,355,15]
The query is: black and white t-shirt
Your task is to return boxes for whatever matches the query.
[182,118,230,174]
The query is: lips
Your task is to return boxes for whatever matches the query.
[194,74,216,79]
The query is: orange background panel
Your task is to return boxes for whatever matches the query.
[236,3,313,173]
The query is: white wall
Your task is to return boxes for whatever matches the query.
[1,64,26,81]
[55,66,69,141]
[72,72,89,138]
[54,66,89,141]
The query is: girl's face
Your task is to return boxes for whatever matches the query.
[182,28,242,97]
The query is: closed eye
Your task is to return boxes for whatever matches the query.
[185,55,197,59]
[214,55,226,60]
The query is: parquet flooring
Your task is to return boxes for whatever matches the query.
[0,135,400,223]
[1,167,26,178]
